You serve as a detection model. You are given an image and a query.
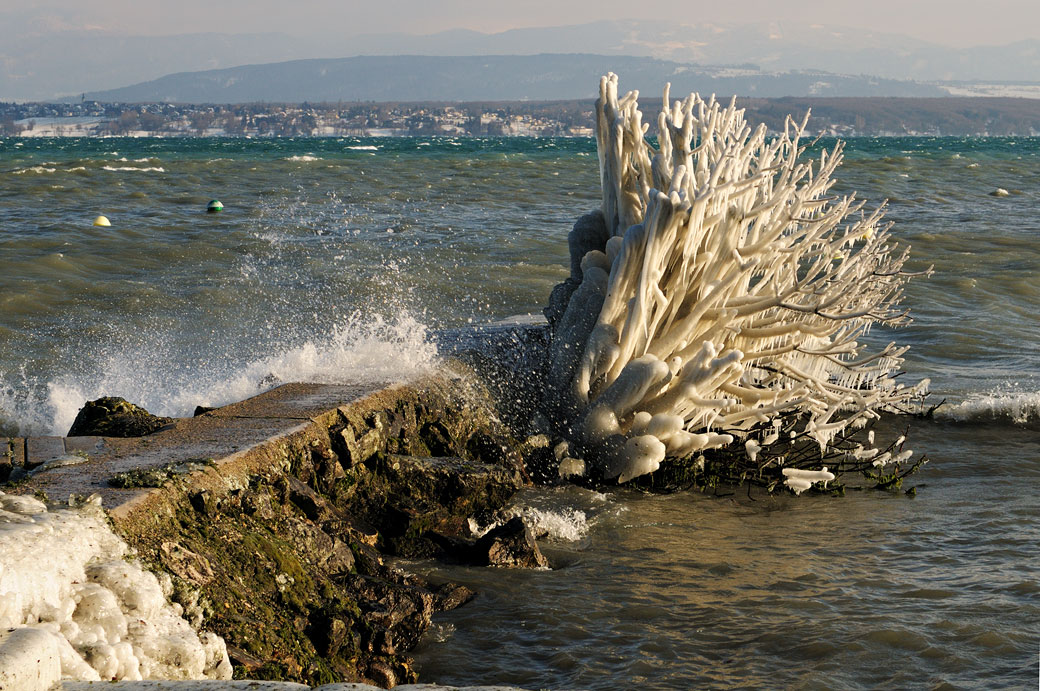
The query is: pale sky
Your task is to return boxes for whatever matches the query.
[6,0,1040,47]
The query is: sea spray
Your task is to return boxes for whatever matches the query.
[469,486,623,543]
[13,311,438,436]
[5,184,444,434]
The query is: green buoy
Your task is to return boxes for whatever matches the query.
[207,199,223,213]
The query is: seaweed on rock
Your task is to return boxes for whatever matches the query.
[545,74,930,491]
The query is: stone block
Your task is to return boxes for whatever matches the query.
[5,438,26,468]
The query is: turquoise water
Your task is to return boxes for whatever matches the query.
[1,135,1038,688]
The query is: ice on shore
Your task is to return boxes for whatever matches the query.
[0,491,231,681]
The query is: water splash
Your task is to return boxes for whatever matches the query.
[937,388,1040,424]
[1,311,438,437]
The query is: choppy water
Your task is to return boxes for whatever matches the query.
[2,135,1038,688]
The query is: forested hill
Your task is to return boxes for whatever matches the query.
[83,54,949,104]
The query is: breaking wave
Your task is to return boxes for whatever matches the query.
[935,389,1040,425]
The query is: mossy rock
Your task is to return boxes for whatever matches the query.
[67,396,173,437]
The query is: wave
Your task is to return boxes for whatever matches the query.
[12,165,58,175]
[347,145,378,151]
[11,164,90,175]
[935,390,1040,424]
[0,312,439,437]
[285,155,321,161]
[507,506,589,542]
[468,486,621,544]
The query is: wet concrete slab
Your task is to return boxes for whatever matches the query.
[14,382,388,512]
[25,436,65,468]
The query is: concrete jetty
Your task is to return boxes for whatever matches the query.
[7,381,386,516]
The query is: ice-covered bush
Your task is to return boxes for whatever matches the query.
[545,74,928,490]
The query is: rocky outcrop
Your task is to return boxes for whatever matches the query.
[109,366,543,687]
[343,454,524,559]
[67,397,173,437]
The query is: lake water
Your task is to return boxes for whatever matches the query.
[1,135,1037,688]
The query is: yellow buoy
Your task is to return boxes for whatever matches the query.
[93,215,111,227]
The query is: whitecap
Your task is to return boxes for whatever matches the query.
[101,166,165,172]
[12,166,58,175]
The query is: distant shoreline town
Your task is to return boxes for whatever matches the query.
[2,97,1039,138]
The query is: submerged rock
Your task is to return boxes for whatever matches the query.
[472,516,549,569]
[67,396,173,437]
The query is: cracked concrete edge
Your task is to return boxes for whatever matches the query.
[105,419,317,526]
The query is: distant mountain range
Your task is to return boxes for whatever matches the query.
[3,19,1040,102]
[80,54,955,104]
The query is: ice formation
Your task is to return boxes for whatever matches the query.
[547,74,928,486]
[0,491,232,681]
[782,467,835,494]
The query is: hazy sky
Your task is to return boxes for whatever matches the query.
[9,0,1040,47]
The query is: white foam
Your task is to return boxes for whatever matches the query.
[347,146,378,151]
[13,165,58,174]
[470,490,597,543]
[0,493,232,680]
[285,155,321,161]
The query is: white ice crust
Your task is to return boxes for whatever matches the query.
[0,491,232,681]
